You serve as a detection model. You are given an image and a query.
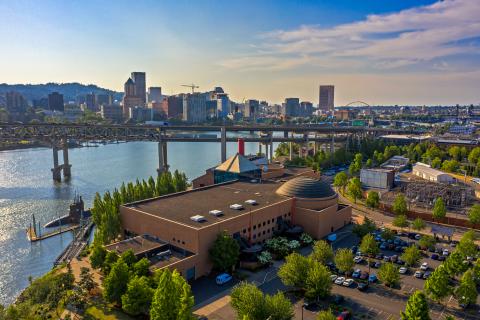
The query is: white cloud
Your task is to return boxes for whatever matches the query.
[220,0,480,71]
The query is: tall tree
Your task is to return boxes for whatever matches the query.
[411,218,426,231]
[401,246,421,267]
[432,198,446,220]
[150,269,194,320]
[334,248,354,275]
[231,282,268,320]
[310,240,334,265]
[393,215,409,230]
[392,194,407,216]
[316,310,336,320]
[209,231,240,272]
[424,265,452,303]
[347,177,362,203]
[401,290,430,320]
[454,269,477,307]
[378,262,400,287]
[305,261,332,301]
[333,172,348,195]
[365,191,380,209]
[468,204,480,226]
[278,253,311,289]
[121,276,154,316]
[359,234,379,272]
[264,291,294,320]
[103,259,130,304]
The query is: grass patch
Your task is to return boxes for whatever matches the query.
[85,304,135,320]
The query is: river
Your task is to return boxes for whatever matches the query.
[0,136,279,305]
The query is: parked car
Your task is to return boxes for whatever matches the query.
[394,246,403,252]
[383,256,390,262]
[415,234,421,240]
[216,273,232,285]
[380,242,387,250]
[408,232,417,239]
[442,249,450,256]
[368,274,377,282]
[332,294,344,304]
[359,271,369,280]
[414,270,424,278]
[420,262,429,271]
[303,301,319,312]
[351,246,358,253]
[352,269,361,278]
[375,253,384,259]
[369,260,376,268]
[331,274,338,282]
[438,255,446,261]
[396,259,405,265]
[390,255,398,262]
[337,310,352,320]
[354,256,363,264]
[342,278,355,287]
[399,267,408,274]
[423,271,431,279]
[335,277,346,285]
[357,282,369,291]
[431,254,439,260]
[373,261,382,268]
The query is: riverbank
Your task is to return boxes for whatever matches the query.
[0,141,48,151]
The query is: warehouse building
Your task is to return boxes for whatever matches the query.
[114,171,351,281]
[360,168,395,190]
[412,162,455,184]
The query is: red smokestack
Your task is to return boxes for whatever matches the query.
[238,138,245,156]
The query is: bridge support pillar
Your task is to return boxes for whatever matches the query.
[221,126,227,162]
[270,141,273,162]
[304,133,309,158]
[62,138,71,178]
[314,133,319,155]
[283,131,288,138]
[330,134,335,154]
[51,146,62,182]
[258,143,262,156]
[289,142,293,161]
[157,140,168,174]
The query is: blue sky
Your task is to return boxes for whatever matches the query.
[1,0,479,105]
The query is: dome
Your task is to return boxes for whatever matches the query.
[276,177,335,199]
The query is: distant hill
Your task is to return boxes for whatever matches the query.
[0,82,123,104]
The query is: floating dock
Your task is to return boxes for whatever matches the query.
[27,224,79,242]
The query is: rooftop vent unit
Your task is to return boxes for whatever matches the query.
[190,215,206,222]
[209,209,223,217]
[245,199,257,205]
[229,204,244,210]
[157,249,172,258]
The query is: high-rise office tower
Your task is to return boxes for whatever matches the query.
[183,93,207,123]
[244,99,259,120]
[85,93,96,111]
[48,92,64,111]
[96,93,112,107]
[148,87,162,103]
[319,85,334,112]
[131,72,146,104]
[282,98,300,117]
[123,78,143,118]
[5,91,28,112]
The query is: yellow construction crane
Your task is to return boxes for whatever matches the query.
[181,83,199,94]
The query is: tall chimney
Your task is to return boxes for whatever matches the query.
[238,138,245,156]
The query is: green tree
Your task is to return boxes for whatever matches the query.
[278,253,311,289]
[441,159,459,173]
[102,251,119,274]
[209,231,240,272]
[120,249,137,268]
[103,259,130,304]
[411,218,426,231]
[121,276,154,316]
[150,269,194,320]
[349,153,363,176]
[79,267,95,292]
[333,172,348,195]
[231,282,268,320]
[316,310,336,320]
[365,191,380,209]
[393,215,409,230]
[366,159,373,168]
[381,228,396,241]
[457,230,477,258]
[352,216,376,238]
[347,177,362,203]
[311,240,333,265]
[431,157,442,169]
[443,251,468,276]
[468,204,480,226]
[378,263,400,287]
[454,269,477,307]
[359,234,379,271]
[424,265,452,303]
[89,244,106,269]
[392,194,407,216]
[432,198,446,220]
[334,248,354,275]
[401,246,421,267]
[401,290,430,320]
[305,261,332,301]
[133,258,151,277]
[264,291,294,320]
[418,235,436,250]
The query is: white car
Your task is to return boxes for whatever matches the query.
[420,262,429,271]
[331,274,338,282]
[442,249,449,256]
[335,276,345,285]
[342,278,354,287]
[414,270,424,278]
[414,234,421,240]
[354,256,363,263]
[399,267,408,274]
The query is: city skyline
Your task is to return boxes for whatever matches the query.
[1,0,480,105]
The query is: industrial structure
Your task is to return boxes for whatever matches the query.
[360,168,395,190]
[404,181,474,209]
[412,162,455,184]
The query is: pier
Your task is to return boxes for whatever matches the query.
[26,224,79,242]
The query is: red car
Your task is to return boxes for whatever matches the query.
[337,310,352,320]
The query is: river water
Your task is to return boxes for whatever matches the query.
[0,136,278,305]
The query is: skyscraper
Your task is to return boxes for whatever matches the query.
[5,91,28,112]
[85,93,96,111]
[148,87,162,103]
[123,78,143,118]
[183,93,207,123]
[48,92,64,111]
[282,98,300,117]
[319,85,334,112]
[244,99,259,120]
[131,72,146,104]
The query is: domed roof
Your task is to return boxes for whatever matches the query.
[276,177,335,199]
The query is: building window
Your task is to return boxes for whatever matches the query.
[267,220,270,224]
[253,234,257,239]
[267,229,270,233]
[243,229,247,234]
[253,225,256,230]
[263,231,266,235]
[288,213,291,216]
[182,241,185,245]
[263,222,266,226]
[257,224,261,228]
[248,227,251,231]
[173,237,176,241]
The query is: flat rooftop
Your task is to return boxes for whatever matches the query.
[123,168,318,229]
[105,235,167,256]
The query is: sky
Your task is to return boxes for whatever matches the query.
[1,0,480,105]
